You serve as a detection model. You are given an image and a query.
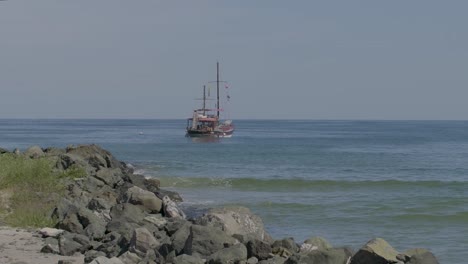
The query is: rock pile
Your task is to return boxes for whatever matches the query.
[5,145,439,264]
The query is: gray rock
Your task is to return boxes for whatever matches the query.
[109,203,146,224]
[56,153,92,174]
[170,222,192,255]
[405,248,439,264]
[41,243,59,254]
[285,247,353,264]
[172,254,205,264]
[272,238,299,254]
[301,236,332,252]
[125,186,162,213]
[143,214,167,228]
[66,144,123,170]
[0,147,9,154]
[68,206,107,240]
[247,257,259,264]
[118,251,142,264]
[155,189,183,202]
[88,197,114,212]
[194,206,271,242]
[207,243,248,264]
[85,250,107,263]
[89,256,124,264]
[138,249,165,264]
[95,168,124,188]
[105,220,139,245]
[162,195,185,218]
[23,145,44,158]
[123,174,146,190]
[129,228,160,257]
[144,178,160,192]
[39,227,65,238]
[165,217,189,236]
[247,239,272,260]
[43,147,65,156]
[183,224,239,257]
[95,232,123,258]
[58,260,79,264]
[258,256,287,264]
[58,211,84,235]
[59,233,90,256]
[58,260,78,264]
[272,247,293,259]
[350,238,399,264]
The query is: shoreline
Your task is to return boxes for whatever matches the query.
[0,145,439,264]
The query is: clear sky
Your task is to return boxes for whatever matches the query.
[1,1,467,119]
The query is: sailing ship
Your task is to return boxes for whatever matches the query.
[186,63,234,138]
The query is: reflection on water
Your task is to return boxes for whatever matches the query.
[187,137,221,143]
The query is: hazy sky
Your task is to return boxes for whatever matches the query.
[1,1,467,119]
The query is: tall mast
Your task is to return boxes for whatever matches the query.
[203,85,206,116]
[216,62,220,119]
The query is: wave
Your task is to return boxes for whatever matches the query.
[158,176,468,192]
[392,211,468,224]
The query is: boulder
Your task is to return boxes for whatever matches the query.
[170,222,192,255]
[156,188,183,202]
[58,210,84,235]
[404,248,439,264]
[144,178,161,192]
[207,243,248,264]
[258,256,287,264]
[125,186,162,213]
[247,239,272,260]
[43,147,66,156]
[162,195,186,218]
[23,145,44,158]
[172,254,205,264]
[40,243,60,254]
[109,203,146,224]
[59,232,90,256]
[350,238,399,264]
[129,228,160,257]
[89,256,125,264]
[95,232,124,258]
[272,238,299,254]
[300,236,332,252]
[85,250,107,263]
[39,227,64,238]
[183,224,239,257]
[247,257,259,264]
[0,147,9,154]
[88,197,114,212]
[94,168,125,188]
[60,206,107,240]
[124,173,147,190]
[194,206,271,242]
[56,153,92,173]
[118,251,142,264]
[66,144,123,170]
[285,247,353,264]
[144,214,167,228]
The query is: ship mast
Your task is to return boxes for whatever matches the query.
[203,85,206,116]
[217,62,220,119]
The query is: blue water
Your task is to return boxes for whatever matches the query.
[1,119,467,263]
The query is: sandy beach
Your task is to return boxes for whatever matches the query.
[0,226,83,264]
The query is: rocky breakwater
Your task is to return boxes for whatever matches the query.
[2,145,439,264]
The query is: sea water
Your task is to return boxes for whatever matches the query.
[0,119,467,263]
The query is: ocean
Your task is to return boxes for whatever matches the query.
[0,119,467,263]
